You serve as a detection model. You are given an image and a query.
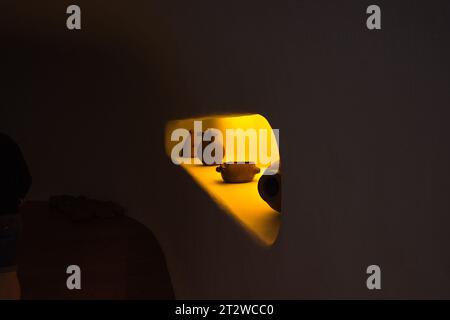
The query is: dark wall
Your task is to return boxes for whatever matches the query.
[2,0,450,298]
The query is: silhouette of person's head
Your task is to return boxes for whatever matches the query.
[0,133,32,213]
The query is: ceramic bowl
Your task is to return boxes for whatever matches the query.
[216,162,260,183]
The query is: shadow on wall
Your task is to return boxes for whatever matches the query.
[18,202,174,299]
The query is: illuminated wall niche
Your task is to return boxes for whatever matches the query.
[165,114,281,246]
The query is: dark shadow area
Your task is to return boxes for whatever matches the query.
[17,201,174,300]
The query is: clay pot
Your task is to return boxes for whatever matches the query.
[184,130,225,165]
[198,140,225,166]
[258,161,281,212]
[216,162,260,183]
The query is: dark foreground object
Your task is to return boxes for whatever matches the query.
[17,201,174,299]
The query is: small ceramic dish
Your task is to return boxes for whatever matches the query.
[216,162,261,183]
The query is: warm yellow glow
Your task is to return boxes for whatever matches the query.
[165,114,280,166]
[165,114,280,246]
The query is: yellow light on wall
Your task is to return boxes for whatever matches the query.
[165,114,281,246]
